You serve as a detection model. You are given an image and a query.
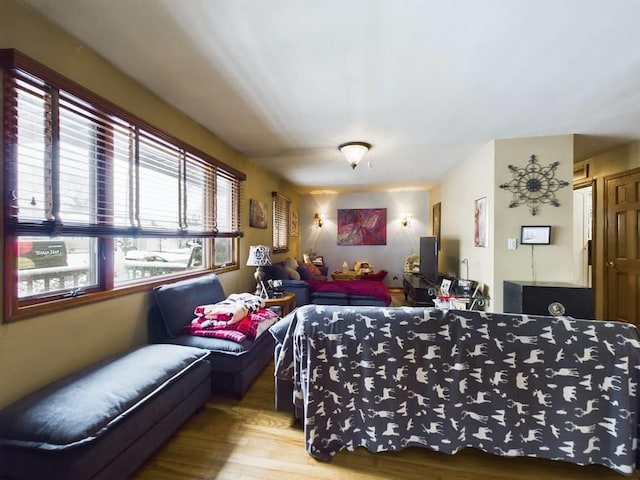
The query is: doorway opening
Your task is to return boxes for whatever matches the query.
[573,185,593,288]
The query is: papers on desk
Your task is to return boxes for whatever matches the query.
[440,279,451,296]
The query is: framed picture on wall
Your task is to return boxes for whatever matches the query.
[249,199,267,228]
[521,225,551,245]
[432,202,441,250]
[337,208,387,246]
[474,197,487,247]
[290,210,299,236]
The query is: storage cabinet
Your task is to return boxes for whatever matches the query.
[503,281,594,319]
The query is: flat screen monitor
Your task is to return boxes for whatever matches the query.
[419,236,438,282]
[520,225,551,245]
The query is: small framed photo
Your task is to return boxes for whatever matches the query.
[249,199,267,228]
[521,225,551,245]
[440,278,452,296]
[290,210,299,236]
[432,202,441,250]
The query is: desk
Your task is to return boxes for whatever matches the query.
[331,271,361,281]
[264,291,296,316]
[436,295,490,311]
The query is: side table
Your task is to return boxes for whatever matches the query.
[402,273,437,306]
[263,291,296,317]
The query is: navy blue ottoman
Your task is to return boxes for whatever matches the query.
[0,344,211,480]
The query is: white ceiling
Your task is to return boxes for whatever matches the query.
[21,0,640,193]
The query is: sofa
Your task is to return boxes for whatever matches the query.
[263,257,326,305]
[148,273,275,398]
[264,257,390,306]
[0,344,211,480]
[271,305,640,475]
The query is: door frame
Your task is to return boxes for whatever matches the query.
[602,166,640,322]
[573,178,596,292]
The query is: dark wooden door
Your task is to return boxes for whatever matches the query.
[605,168,640,326]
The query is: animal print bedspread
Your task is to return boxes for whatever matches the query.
[274,305,640,475]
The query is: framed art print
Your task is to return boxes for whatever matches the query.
[290,210,299,236]
[249,199,267,229]
[432,202,441,250]
[474,197,487,247]
[337,208,387,246]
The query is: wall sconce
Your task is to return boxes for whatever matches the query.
[314,213,324,228]
[400,217,410,228]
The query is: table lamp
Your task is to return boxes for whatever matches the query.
[247,245,271,297]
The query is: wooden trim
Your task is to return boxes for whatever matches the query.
[0,49,246,180]
[573,178,597,302]
[5,266,238,323]
[602,166,640,321]
[2,49,248,322]
[573,177,594,190]
[573,161,590,181]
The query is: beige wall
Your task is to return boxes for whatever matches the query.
[430,135,574,312]
[493,135,574,312]
[431,136,639,317]
[299,190,430,288]
[575,142,640,318]
[429,142,496,308]
[0,0,297,407]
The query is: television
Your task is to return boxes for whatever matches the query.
[419,236,439,282]
[520,225,551,245]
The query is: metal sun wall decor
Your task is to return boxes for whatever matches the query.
[499,154,569,216]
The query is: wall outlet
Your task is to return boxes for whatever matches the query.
[507,238,517,250]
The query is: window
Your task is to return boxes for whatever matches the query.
[2,50,245,321]
[272,192,291,253]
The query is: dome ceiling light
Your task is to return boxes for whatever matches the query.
[339,141,372,170]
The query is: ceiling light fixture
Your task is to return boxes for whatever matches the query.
[339,141,372,170]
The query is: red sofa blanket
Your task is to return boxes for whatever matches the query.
[308,279,391,305]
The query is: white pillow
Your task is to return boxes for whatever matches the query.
[284,257,299,269]
[283,257,300,280]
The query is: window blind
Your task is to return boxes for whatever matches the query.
[3,57,244,240]
[272,191,290,252]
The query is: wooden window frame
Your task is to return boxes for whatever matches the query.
[1,49,245,322]
[272,191,291,253]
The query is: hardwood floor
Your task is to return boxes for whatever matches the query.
[132,362,631,480]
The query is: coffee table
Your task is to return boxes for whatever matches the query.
[331,270,361,281]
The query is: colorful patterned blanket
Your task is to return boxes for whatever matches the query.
[182,293,277,342]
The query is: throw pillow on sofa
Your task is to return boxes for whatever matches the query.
[283,257,301,280]
[297,265,314,281]
[267,263,289,281]
[304,262,322,276]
